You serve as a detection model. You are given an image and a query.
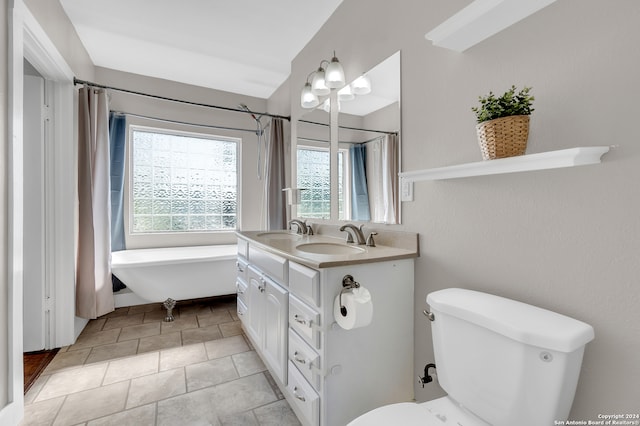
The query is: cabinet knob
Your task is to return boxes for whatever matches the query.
[293,351,307,364]
[292,386,306,402]
[258,285,265,293]
[293,315,308,326]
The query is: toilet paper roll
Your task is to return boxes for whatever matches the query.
[333,287,373,330]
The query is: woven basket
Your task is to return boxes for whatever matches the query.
[476,115,530,160]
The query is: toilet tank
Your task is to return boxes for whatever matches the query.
[426,288,594,426]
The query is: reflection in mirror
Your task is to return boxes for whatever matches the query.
[295,51,401,223]
[339,51,401,224]
[296,110,332,219]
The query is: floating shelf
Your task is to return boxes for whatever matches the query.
[399,146,611,182]
[425,0,557,52]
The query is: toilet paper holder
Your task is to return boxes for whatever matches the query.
[339,275,360,316]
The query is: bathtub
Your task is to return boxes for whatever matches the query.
[110,245,237,304]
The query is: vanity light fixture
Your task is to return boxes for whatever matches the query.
[301,51,346,108]
[301,81,320,109]
[338,84,355,101]
[352,74,372,95]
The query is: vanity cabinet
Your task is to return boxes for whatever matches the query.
[237,247,289,384]
[236,237,415,426]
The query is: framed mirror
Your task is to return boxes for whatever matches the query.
[295,51,401,223]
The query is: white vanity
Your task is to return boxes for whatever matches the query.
[235,228,418,426]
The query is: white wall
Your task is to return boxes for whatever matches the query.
[1,0,10,411]
[278,0,640,418]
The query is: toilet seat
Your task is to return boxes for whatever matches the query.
[347,397,490,426]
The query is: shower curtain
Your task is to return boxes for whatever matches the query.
[76,86,115,319]
[265,118,287,229]
[366,134,399,224]
[350,144,371,221]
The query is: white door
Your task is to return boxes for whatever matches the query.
[262,278,288,383]
[23,72,48,352]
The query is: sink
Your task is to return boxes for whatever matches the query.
[256,231,302,240]
[296,242,366,255]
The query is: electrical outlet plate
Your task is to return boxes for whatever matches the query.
[401,180,413,202]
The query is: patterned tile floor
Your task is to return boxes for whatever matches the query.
[21,295,301,426]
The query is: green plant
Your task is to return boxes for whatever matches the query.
[472,85,535,124]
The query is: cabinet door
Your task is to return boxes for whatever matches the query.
[246,267,264,346]
[263,277,289,384]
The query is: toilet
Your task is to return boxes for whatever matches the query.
[349,288,594,426]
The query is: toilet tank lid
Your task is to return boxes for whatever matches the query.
[427,288,595,353]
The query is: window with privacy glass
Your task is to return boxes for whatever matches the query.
[130,127,239,233]
[296,146,344,219]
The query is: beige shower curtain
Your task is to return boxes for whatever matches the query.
[76,86,115,319]
[366,134,399,224]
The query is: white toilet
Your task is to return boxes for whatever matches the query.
[349,288,594,426]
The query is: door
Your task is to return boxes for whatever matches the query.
[23,70,48,352]
[262,277,288,384]
[246,267,264,346]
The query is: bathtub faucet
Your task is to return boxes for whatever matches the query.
[288,219,308,235]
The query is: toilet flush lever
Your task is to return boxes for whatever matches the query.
[423,309,435,321]
[418,363,437,388]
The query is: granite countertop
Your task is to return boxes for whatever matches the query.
[236,228,419,269]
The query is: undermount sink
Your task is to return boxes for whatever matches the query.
[296,242,366,255]
[256,231,302,240]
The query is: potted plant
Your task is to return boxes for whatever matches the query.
[472,85,534,160]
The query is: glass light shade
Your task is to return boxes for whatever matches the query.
[301,83,319,108]
[338,84,355,101]
[321,98,331,113]
[352,74,372,95]
[311,68,330,95]
[325,56,346,89]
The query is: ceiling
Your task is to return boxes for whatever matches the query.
[59,0,344,99]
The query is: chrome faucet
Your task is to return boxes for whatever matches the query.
[288,219,308,235]
[339,224,366,245]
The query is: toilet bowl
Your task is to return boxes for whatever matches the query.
[348,288,594,426]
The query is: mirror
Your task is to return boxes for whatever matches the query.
[295,51,401,223]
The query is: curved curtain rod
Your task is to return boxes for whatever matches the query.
[74,77,291,122]
[111,111,261,134]
[298,119,398,136]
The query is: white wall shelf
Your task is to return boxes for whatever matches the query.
[425,0,558,52]
[399,146,611,182]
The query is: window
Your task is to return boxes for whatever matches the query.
[130,127,239,234]
[296,146,347,220]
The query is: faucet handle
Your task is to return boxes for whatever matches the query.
[366,232,377,247]
[306,224,314,235]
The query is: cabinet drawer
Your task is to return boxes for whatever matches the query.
[249,246,288,284]
[236,257,248,283]
[235,279,248,305]
[287,361,320,426]
[288,328,320,390]
[237,238,248,258]
[237,298,248,326]
[289,262,320,308]
[289,294,321,350]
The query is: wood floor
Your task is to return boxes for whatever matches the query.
[24,349,59,394]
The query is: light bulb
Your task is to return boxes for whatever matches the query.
[338,84,355,101]
[325,55,345,89]
[301,82,319,108]
[311,68,330,95]
[352,74,371,95]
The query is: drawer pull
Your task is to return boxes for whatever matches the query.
[236,262,244,272]
[293,351,307,364]
[293,386,306,402]
[293,314,308,326]
[236,282,245,295]
[258,285,265,293]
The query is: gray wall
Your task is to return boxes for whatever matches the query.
[95,67,281,247]
[281,0,640,418]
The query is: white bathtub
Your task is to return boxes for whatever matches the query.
[111,245,237,304]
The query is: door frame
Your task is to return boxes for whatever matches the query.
[1,1,75,423]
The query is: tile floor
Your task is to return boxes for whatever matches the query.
[21,295,301,426]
